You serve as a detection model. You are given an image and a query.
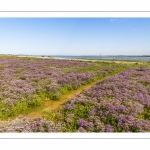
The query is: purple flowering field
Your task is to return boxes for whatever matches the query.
[0,56,129,121]
[0,57,150,132]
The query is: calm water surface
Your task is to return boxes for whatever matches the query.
[50,55,150,61]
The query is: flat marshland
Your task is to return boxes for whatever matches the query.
[0,55,150,132]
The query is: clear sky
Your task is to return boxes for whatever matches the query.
[0,18,150,55]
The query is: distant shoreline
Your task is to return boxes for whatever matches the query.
[1,54,150,57]
[0,54,150,62]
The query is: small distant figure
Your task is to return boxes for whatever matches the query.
[113,56,116,60]
[113,56,117,60]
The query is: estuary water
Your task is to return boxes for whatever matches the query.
[50,55,150,61]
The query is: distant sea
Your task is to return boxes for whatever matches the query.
[18,54,150,61]
[49,55,150,61]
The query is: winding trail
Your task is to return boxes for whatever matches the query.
[0,78,105,125]
[26,78,107,119]
[0,58,147,127]
[17,57,145,119]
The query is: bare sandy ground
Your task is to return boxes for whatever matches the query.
[53,57,144,64]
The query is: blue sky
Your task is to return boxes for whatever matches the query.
[0,18,150,55]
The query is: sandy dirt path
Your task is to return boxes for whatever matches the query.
[0,76,108,125]
[26,79,103,119]
[53,58,145,64]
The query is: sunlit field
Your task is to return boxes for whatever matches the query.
[0,55,150,132]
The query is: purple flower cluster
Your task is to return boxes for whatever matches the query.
[0,58,93,107]
[0,117,65,132]
[60,67,150,132]
[58,71,93,88]
[0,57,120,113]
[0,58,138,132]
